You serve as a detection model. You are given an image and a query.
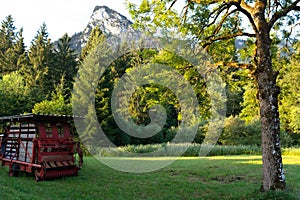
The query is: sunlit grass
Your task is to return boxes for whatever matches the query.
[0,155,299,199]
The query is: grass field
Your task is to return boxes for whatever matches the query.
[0,155,299,200]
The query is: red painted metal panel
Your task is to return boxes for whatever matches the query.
[0,114,81,181]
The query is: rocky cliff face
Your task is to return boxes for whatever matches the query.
[70,6,136,52]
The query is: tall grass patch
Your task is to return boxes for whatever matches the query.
[98,143,300,157]
[98,143,262,157]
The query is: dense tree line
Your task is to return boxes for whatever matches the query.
[0,13,299,150]
[0,16,77,116]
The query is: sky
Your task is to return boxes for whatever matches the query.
[0,0,138,47]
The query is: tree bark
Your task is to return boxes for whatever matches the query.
[254,19,286,191]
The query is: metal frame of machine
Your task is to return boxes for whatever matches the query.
[0,114,80,181]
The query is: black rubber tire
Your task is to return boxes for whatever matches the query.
[10,163,20,177]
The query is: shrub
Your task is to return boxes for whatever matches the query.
[219,116,261,146]
[219,116,295,147]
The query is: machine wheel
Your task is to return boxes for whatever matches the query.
[9,163,20,177]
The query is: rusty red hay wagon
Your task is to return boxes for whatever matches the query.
[0,114,81,181]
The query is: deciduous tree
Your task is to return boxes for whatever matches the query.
[128,0,300,191]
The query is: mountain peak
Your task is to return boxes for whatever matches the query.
[88,5,133,35]
[93,5,109,13]
[92,6,128,20]
[70,5,136,52]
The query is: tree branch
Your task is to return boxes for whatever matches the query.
[215,61,255,71]
[269,0,300,28]
[203,31,256,49]
[193,3,229,35]
[240,0,255,13]
[168,0,178,10]
[231,1,259,34]
[212,8,239,36]
[188,0,219,5]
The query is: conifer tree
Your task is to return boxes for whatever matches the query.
[80,26,103,60]
[73,27,106,146]
[0,15,15,52]
[0,15,27,76]
[23,23,54,100]
[51,33,78,97]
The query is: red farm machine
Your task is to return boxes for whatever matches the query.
[0,114,82,181]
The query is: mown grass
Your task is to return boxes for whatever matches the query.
[0,155,299,200]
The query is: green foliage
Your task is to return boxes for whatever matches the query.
[282,147,300,156]
[32,77,72,115]
[278,42,300,135]
[80,26,103,60]
[99,143,300,157]
[219,116,261,146]
[0,17,79,117]
[220,116,294,147]
[127,0,300,144]
[72,30,108,145]
[50,33,78,97]
[92,46,211,146]
[20,23,54,102]
[0,15,16,53]
[239,79,260,123]
[127,0,182,33]
[0,71,31,116]
[0,15,27,76]
[218,65,249,117]
[0,7,299,153]
[32,93,72,115]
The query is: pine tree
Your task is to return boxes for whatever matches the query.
[14,28,28,70]
[80,26,103,61]
[51,33,78,98]
[0,15,27,76]
[2,28,28,74]
[73,29,107,147]
[0,15,15,52]
[22,23,54,100]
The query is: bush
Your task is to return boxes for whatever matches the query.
[280,130,294,147]
[219,116,295,147]
[219,116,261,146]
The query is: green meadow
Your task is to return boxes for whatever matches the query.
[0,155,299,200]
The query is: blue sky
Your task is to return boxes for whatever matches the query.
[0,0,137,47]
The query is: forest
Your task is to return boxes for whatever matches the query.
[1,0,300,194]
[0,9,299,149]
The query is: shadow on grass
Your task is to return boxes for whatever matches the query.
[0,155,299,199]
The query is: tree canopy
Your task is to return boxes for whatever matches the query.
[128,0,300,191]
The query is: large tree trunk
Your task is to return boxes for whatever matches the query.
[254,26,286,191]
